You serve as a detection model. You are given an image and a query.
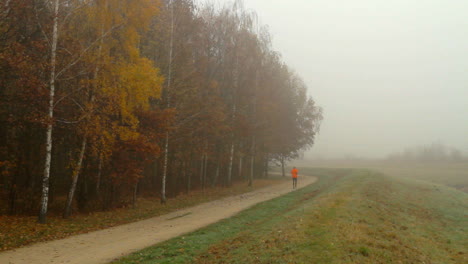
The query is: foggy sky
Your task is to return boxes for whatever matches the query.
[206,0,468,158]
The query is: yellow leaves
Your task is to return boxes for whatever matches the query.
[89,57,163,160]
[113,122,140,141]
[82,0,163,165]
[105,58,163,142]
[118,58,163,111]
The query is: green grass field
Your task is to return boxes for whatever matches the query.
[112,167,468,264]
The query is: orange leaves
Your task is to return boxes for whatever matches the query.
[109,134,161,185]
[137,108,175,140]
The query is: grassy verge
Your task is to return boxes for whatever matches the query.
[113,168,467,264]
[0,177,284,251]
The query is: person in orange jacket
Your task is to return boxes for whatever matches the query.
[291,167,298,189]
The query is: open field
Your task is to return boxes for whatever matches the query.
[295,159,468,192]
[113,167,467,264]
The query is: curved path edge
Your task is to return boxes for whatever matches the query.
[0,175,317,264]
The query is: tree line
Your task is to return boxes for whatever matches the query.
[0,0,322,223]
[387,143,466,162]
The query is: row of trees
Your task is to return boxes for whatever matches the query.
[387,143,466,162]
[0,0,322,223]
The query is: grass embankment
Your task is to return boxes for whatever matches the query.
[114,168,467,264]
[0,178,284,251]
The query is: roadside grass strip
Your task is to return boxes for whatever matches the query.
[113,168,467,264]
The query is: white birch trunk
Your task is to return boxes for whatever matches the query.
[227,51,239,187]
[248,70,258,187]
[88,12,104,200]
[38,0,59,224]
[227,140,234,186]
[3,0,11,16]
[161,0,174,204]
[63,137,87,218]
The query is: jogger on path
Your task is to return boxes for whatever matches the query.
[291,167,298,189]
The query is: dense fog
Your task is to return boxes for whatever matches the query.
[225,0,468,159]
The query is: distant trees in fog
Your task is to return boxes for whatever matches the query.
[387,143,466,162]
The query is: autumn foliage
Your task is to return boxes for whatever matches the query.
[0,0,322,222]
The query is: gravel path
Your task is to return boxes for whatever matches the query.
[0,176,317,264]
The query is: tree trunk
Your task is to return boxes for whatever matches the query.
[151,160,157,188]
[212,159,220,187]
[203,153,208,190]
[38,0,59,224]
[8,169,17,215]
[199,153,204,189]
[63,137,87,218]
[238,155,243,180]
[81,168,88,210]
[160,0,175,205]
[132,181,138,208]
[186,160,191,194]
[281,156,285,177]
[8,153,21,215]
[264,156,268,178]
[109,183,115,210]
[249,136,255,187]
[182,161,187,194]
[227,141,234,186]
[248,70,258,187]
[92,3,105,195]
[227,52,239,187]
[161,132,169,204]
[96,155,102,193]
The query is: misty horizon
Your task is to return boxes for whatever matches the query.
[217,0,468,159]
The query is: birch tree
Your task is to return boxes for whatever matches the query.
[38,0,60,224]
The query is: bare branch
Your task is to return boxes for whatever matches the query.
[56,115,87,124]
[53,86,86,108]
[71,98,85,112]
[34,2,51,47]
[55,23,122,79]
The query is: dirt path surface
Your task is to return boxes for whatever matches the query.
[0,176,317,264]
